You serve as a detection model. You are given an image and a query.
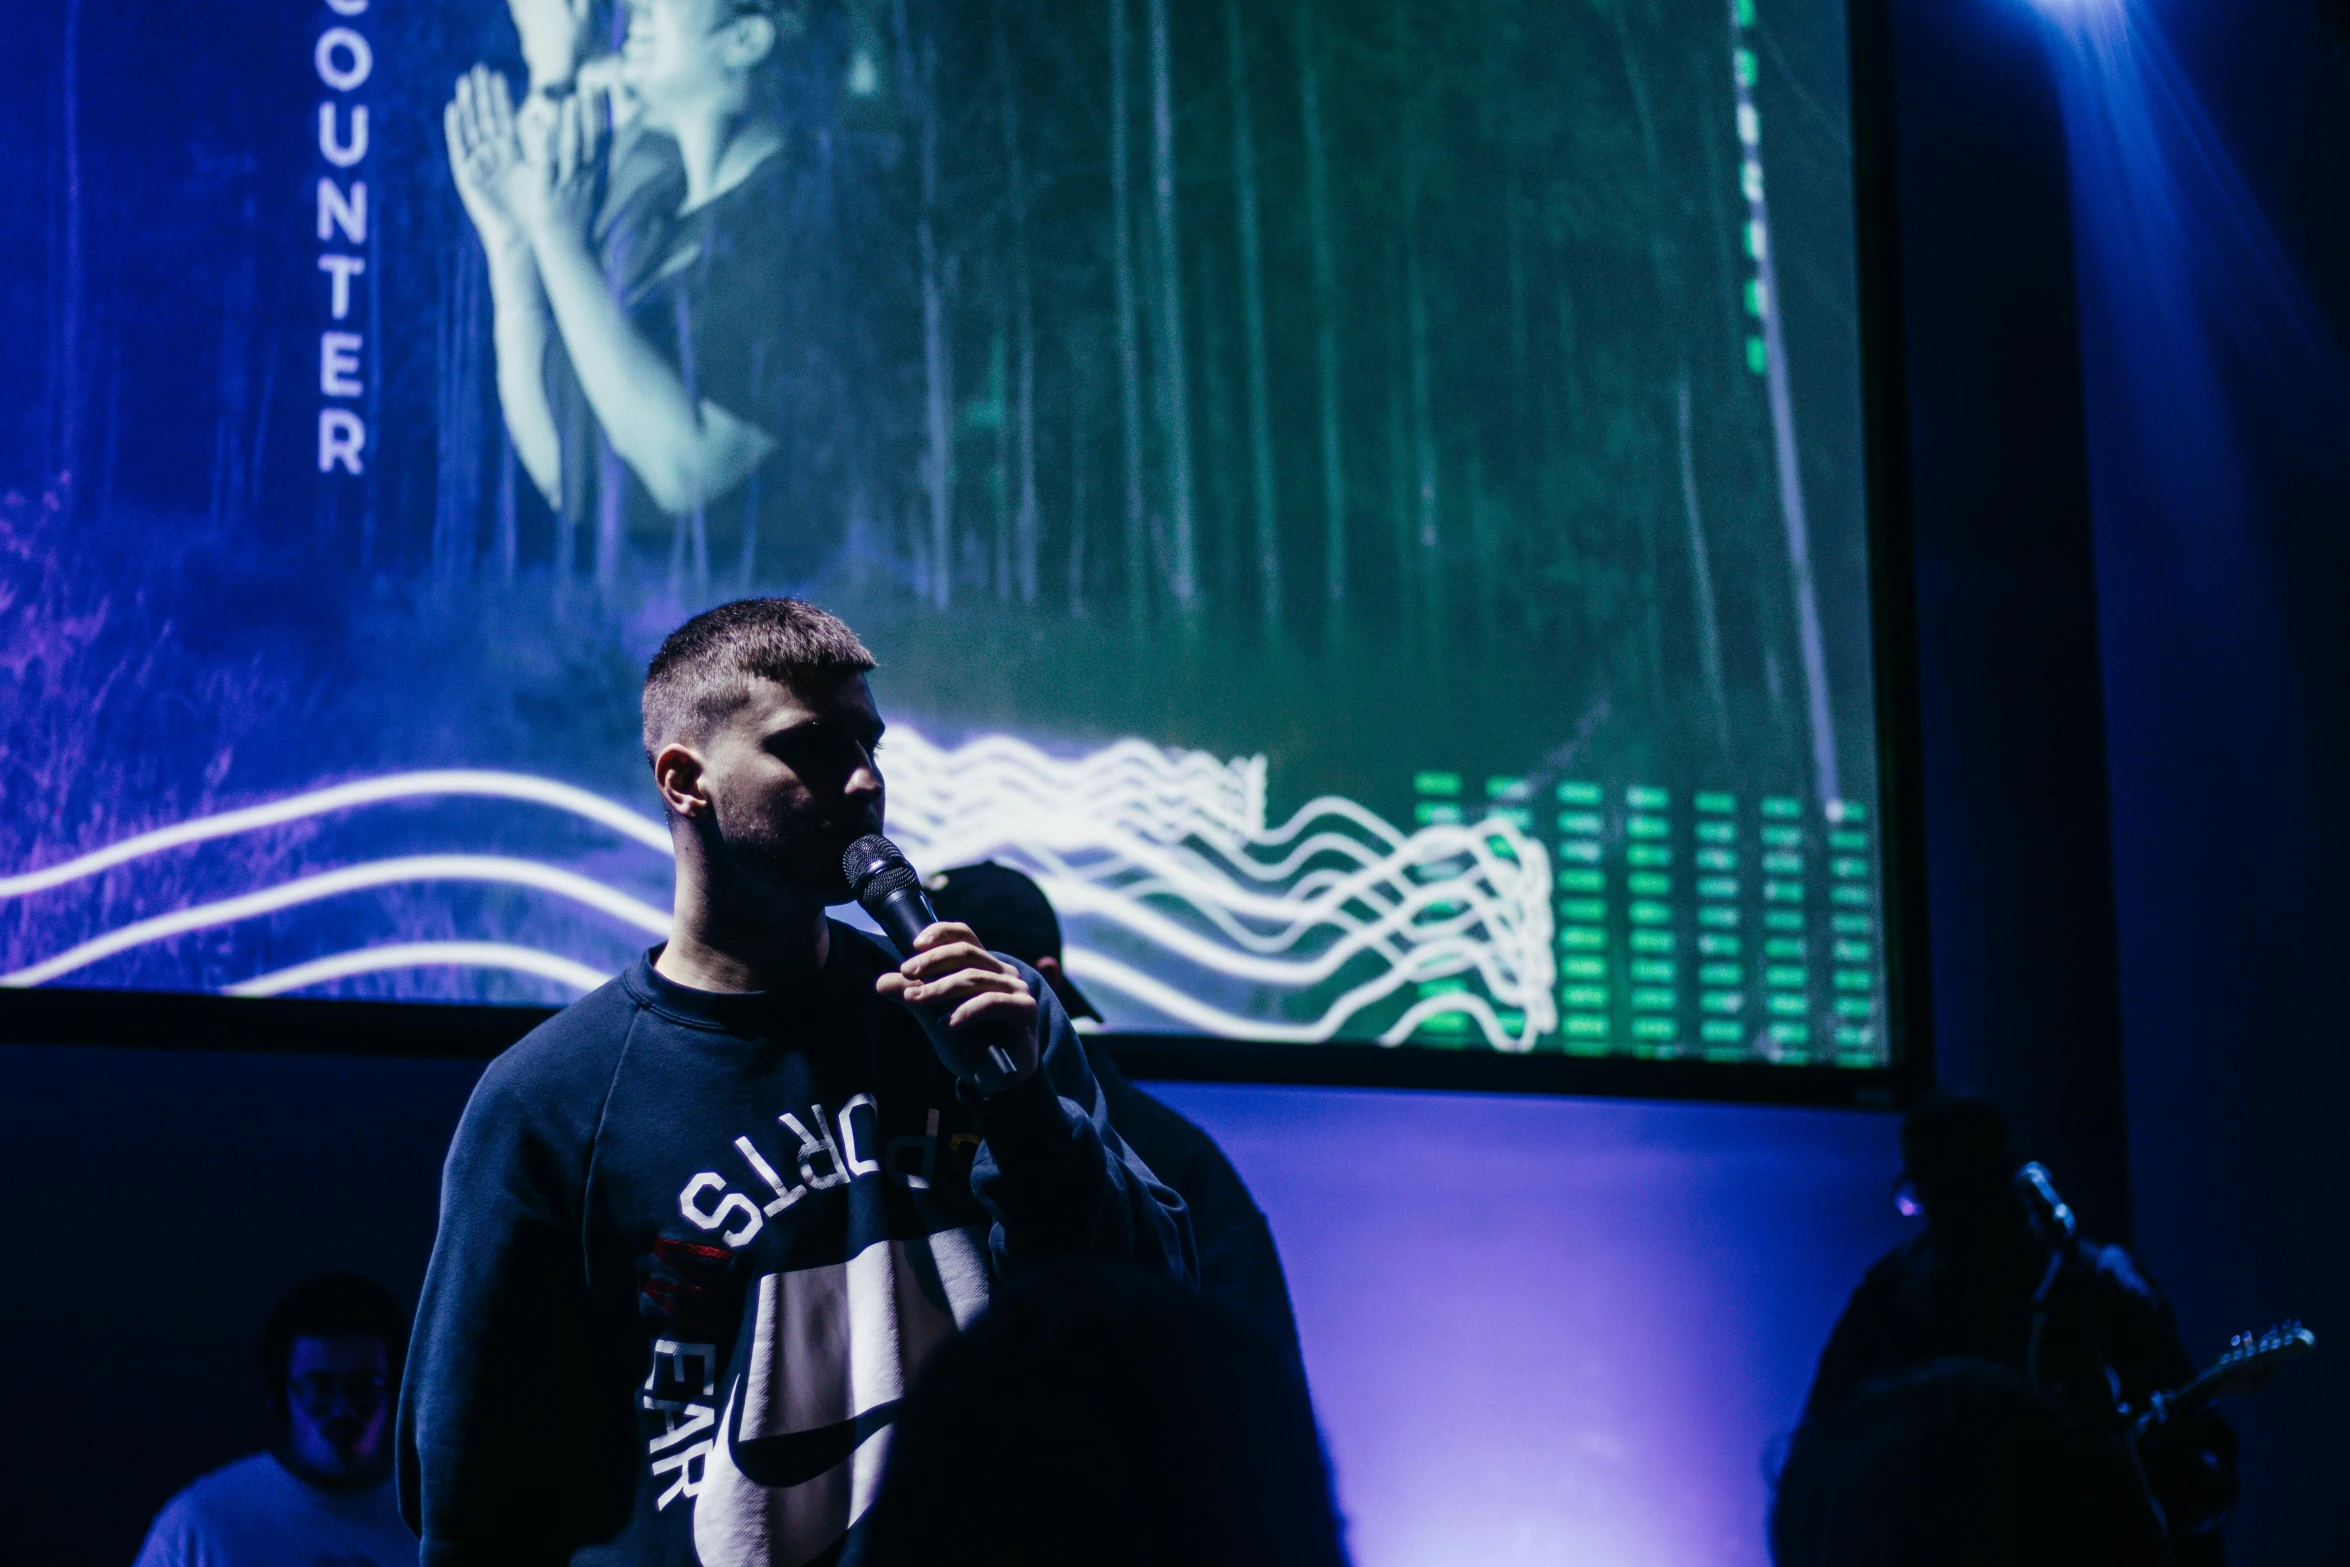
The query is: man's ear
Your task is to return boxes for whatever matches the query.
[728,13,781,71]
[653,741,713,821]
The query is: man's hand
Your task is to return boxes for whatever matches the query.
[575,54,644,137]
[533,87,608,251]
[874,922,1043,1089]
[445,66,536,258]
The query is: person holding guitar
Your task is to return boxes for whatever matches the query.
[1801,1093,2238,1564]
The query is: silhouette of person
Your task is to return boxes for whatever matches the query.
[1802,1093,2236,1564]
[1772,1358,2167,1567]
[923,860,1309,1386]
[859,1260,1347,1567]
[133,1274,417,1567]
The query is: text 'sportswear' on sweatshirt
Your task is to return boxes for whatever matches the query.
[396,923,1194,1567]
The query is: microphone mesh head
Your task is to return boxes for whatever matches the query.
[842,834,918,904]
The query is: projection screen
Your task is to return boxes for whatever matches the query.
[0,0,1917,1092]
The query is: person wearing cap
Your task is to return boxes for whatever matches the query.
[924,860,1308,1386]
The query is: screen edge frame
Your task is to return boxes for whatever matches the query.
[1,0,1930,1113]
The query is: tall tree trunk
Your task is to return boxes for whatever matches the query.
[1385,240,1413,644]
[991,309,1010,600]
[1677,372,1734,762]
[1554,263,1583,442]
[1109,0,1148,632]
[496,432,519,583]
[1227,0,1281,634]
[1147,0,1197,610]
[1504,156,1533,510]
[1068,353,1092,618]
[1395,0,1440,648]
[1617,25,1680,705]
[56,0,84,508]
[596,443,623,596]
[1468,445,1497,648]
[994,0,1041,604]
[1406,233,1441,645]
[1727,0,1838,803]
[1197,238,1243,608]
[897,0,954,609]
[1299,0,1347,642]
[735,341,766,589]
[434,248,484,580]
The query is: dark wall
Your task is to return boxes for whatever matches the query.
[0,1046,480,1567]
[2080,3,2350,1561]
[1887,0,2134,1236]
[1889,0,2350,1557]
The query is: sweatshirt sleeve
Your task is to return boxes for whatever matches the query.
[964,964,1198,1285]
[397,1058,639,1567]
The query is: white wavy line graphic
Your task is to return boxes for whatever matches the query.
[0,770,671,900]
[228,942,614,998]
[876,727,1555,1047]
[1065,949,1535,1051]
[3,727,1553,1046]
[0,854,671,988]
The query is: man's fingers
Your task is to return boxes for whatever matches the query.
[911,921,978,954]
[486,67,519,140]
[902,967,1024,1007]
[557,95,581,184]
[899,935,989,969]
[947,988,1039,1033]
[581,84,605,164]
[454,74,480,151]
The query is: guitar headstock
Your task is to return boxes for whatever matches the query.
[2206,1320,2317,1397]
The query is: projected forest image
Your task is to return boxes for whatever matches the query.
[1,0,1890,1066]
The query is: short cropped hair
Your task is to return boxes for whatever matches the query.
[641,598,876,762]
[260,1273,407,1416]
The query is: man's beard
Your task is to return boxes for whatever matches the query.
[710,793,879,906]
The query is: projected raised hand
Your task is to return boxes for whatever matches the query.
[534,87,610,248]
[444,63,563,507]
[508,0,598,95]
[444,66,534,255]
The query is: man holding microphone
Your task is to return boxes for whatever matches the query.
[398,598,1191,1567]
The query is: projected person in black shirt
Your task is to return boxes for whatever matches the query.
[447,0,827,589]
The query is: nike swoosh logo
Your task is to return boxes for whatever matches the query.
[727,1398,901,1491]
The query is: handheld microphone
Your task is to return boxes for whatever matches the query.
[842,834,1021,1088]
[843,833,939,957]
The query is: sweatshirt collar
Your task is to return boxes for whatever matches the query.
[622,943,835,1033]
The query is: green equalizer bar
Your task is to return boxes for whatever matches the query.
[1409,773,1887,1066]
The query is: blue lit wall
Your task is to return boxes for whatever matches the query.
[1158,1084,1904,1567]
[2057,1,2350,1560]
[0,1044,1904,1567]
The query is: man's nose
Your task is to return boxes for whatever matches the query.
[844,745,883,795]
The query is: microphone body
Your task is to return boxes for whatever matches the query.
[842,834,1022,1089]
[858,859,944,961]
